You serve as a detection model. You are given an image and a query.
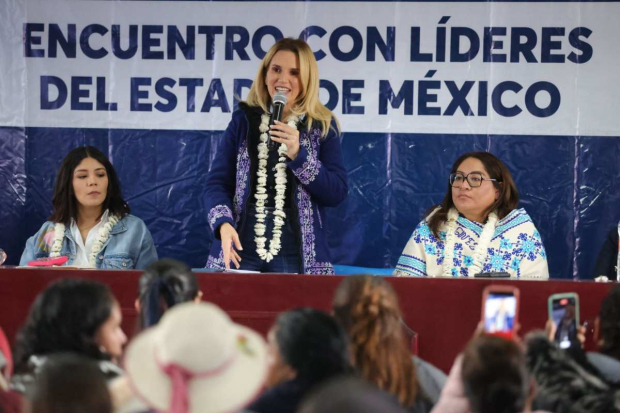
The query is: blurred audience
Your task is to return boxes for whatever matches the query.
[462,335,535,413]
[123,302,267,413]
[433,334,547,413]
[0,327,22,413]
[11,279,126,396]
[587,284,620,382]
[525,332,615,413]
[135,259,202,330]
[332,275,444,412]
[30,353,112,413]
[298,375,407,413]
[247,308,351,413]
[0,328,12,391]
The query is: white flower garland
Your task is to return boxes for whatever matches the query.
[255,113,299,262]
[49,223,65,257]
[48,215,119,268]
[442,208,498,277]
[88,215,119,267]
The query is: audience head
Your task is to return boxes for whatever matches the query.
[124,302,267,413]
[50,146,129,225]
[14,278,127,369]
[461,334,529,413]
[298,375,407,413]
[30,353,112,413]
[137,259,201,329]
[269,308,351,386]
[0,327,12,390]
[428,152,519,236]
[598,284,620,359]
[332,275,418,407]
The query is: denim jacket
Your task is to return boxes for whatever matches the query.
[19,215,158,270]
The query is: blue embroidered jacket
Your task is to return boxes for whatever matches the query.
[204,104,348,275]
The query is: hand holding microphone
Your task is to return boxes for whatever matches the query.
[268,91,287,150]
[268,91,301,160]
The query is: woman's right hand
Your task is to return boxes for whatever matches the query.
[219,223,242,270]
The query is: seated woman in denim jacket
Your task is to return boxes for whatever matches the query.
[20,146,158,269]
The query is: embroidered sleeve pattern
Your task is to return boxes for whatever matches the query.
[208,205,234,232]
[206,249,225,270]
[483,230,548,278]
[292,129,322,185]
[296,186,335,275]
[395,223,445,277]
[233,140,250,222]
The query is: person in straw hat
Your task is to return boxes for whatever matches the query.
[122,302,268,413]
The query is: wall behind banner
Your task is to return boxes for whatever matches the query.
[2,125,619,279]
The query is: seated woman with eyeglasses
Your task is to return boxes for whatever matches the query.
[394,152,549,279]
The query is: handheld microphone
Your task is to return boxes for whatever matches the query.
[268,91,287,150]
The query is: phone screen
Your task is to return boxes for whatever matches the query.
[551,296,578,349]
[483,292,517,334]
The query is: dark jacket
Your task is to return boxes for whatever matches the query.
[593,227,619,279]
[204,104,348,274]
[525,332,620,413]
[247,377,311,413]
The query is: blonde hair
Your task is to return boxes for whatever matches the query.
[245,38,339,137]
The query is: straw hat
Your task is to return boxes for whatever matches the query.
[124,302,267,413]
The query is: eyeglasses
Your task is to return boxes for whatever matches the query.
[449,172,497,188]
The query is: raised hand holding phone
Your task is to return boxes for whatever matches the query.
[548,293,580,349]
[481,285,520,339]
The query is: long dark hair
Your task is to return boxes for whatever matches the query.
[137,259,199,329]
[49,146,129,225]
[14,278,116,371]
[275,308,351,384]
[427,152,519,238]
[332,275,419,407]
[30,353,112,413]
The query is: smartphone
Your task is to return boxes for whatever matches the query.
[27,256,69,267]
[548,293,580,349]
[481,285,520,338]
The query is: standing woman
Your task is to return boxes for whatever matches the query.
[204,38,348,274]
[20,146,158,269]
[394,152,548,279]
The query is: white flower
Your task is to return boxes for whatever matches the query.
[254,112,299,262]
[49,223,66,258]
[442,208,498,278]
[88,215,119,268]
[49,214,119,268]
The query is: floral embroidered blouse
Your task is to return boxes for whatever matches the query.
[394,208,549,279]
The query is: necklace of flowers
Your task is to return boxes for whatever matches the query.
[442,208,498,277]
[255,113,299,262]
[49,214,119,267]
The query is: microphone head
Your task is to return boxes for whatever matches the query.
[273,91,287,106]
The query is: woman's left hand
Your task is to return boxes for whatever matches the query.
[270,120,300,160]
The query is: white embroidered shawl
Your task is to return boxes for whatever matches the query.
[394,208,549,279]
